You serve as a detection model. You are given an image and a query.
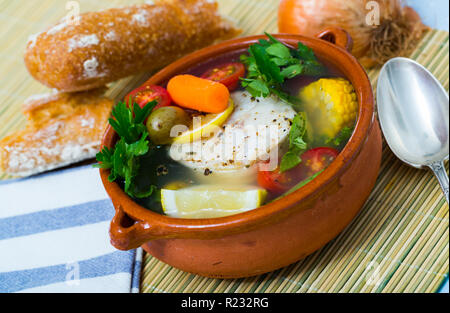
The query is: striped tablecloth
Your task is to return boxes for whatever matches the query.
[0,0,448,293]
[0,166,142,293]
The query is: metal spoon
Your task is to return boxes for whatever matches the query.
[377,57,449,203]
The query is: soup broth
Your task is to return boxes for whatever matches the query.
[101,37,358,218]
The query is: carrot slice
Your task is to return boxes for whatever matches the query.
[167,75,230,113]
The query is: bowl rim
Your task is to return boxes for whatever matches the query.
[100,33,374,238]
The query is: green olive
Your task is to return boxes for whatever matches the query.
[146,106,191,145]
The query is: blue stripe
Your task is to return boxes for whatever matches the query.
[131,260,142,290]
[0,199,114,240]
[131,249,142,291]
[0,250,135,293]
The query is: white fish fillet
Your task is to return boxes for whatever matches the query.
[169,91,296,177]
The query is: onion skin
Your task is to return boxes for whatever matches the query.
[278,0,428,68]
[278,0,372,58]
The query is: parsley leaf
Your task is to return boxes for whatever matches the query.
[295,42,325,76]
[108,101,156,144]
[240,33,325,104]
[281,64,304,79]
[95,101,158,199]
[292,136,307,151]
[249,43,284,85]
[280,112,308,172]
[295,42,317,62]
[289,112,307,141]
[266,43,291,60]
[328,126,354,147]
[94,147,113,170]
[280,150,302,172]
[245,79,270,98]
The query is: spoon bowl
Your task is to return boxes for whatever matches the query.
[377,57,449,202]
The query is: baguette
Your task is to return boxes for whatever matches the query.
[24,0,240,92]
[0,89,113,177]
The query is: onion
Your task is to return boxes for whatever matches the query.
[278,0,428,68]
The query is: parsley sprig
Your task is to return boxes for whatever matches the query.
[328,126,354,147]
[240,33,324,103]
[108,100,154,144]
[239,34,323,172]
[95,101,158,198]
[280,112,308,172]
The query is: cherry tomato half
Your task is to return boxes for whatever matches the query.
[297,147,339,179]
[257,147,339,195]
[201,62,245,91]
[125,84,172,111]
[257,165,299,195]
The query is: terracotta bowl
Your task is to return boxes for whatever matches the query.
[100,27,382,278]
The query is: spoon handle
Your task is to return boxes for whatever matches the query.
[429,161,449,204]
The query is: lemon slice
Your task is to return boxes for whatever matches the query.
[161,185,267,219]
[172,99,234,144]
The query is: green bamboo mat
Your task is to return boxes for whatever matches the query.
[0,0,448,293]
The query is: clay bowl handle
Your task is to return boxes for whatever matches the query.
[315,27,353,53]
[109,204,159,250]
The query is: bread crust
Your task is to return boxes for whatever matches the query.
[24,0,240,92]
[0,89,113,177]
